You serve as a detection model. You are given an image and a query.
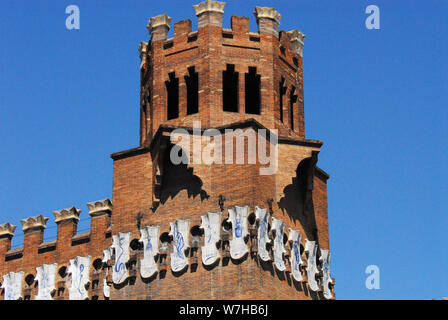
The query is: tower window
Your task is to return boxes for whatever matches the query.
[223,64,239,112]
[165,72,179,120]
[185,66,199,115]
[290,86,298,130]
[279,77,287,123]
[245,67,261,115]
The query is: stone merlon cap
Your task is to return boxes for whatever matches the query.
[193,0,226,16]
[20,215,49,232]
[53,207,81,223]
[288,29,306,43]
[0,223,16,237]
[139,41,148,57]
[287,29,306,56]
[87,199,113,217]
[254,6,282,24]
[147,14,172,33]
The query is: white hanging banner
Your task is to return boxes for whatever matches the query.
[271,217,286,271]
[103,279,110,298]
[102,247,112,263]
[1,271,24,300]
[305,239,319,291]
[169,219,190,272]
[288,229,303,281]
[139,225,160,278]
[320,249,333,299]
[68,256,91,300]
[35,263,57,300]
[228,205,249,260]
[200,212,221,265]
[255,206,270,262]
[111,232,131,284]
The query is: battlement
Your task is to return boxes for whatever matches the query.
[0,199,112,282]
[139,0,306,146]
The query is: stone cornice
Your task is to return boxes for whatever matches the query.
[53,207,81,223]
[87,199,113,217]
[20,215,49,232]
[193,0,226,16]
[254,6,281,24]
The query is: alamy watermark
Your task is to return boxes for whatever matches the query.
[365,5,380,30]
[365,265,380,289]
[66,5,80,30]
[170,121,278,176]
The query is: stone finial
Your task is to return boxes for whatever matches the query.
[287,29,306,57]
[193,0,225,27]
[147,14,172,41]
[53,207,81,223]
[193,0,226,16]
[87,199,113,217]
[20,215,49,232]
[254,6,282,37]
[0,223,16,238]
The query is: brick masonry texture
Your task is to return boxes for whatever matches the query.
[0,1,334,300]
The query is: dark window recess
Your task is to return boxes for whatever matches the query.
[188,34,198,42]
[290,86,298,130]
[280,46,286,56]
[279,77,287,122]
[223,64,239,112]
[165,72,179,120]
[249,35,260,42]
[185,66,199,115]
[293,57,299,67]
[222,32,234,39]
[163,41,173,49]
[245,67,261,115]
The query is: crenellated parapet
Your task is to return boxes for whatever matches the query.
[0,199,113,298]
[138,1,308,147]
[0,205,334,300]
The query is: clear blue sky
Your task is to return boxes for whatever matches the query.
[0,0,447,300]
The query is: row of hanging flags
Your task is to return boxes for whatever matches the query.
[1,206,332,300]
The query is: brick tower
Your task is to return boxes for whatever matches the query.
[0,0,334,301]
[110,0,334,299]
